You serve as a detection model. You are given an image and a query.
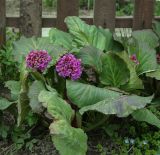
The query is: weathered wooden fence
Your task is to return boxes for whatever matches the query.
[0,0,159,48]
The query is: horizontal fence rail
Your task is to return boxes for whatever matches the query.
[0,0,159,48]
[5,16,160,28]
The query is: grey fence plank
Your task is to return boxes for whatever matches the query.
[0,0,6,48]
[20,0,42,37]
[133,0,155,30]
[94,0,116,31]
[57,0,79,31]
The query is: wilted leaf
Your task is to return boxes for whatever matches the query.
[39,90,87,155]
[80,95,153,117]
[38,90,73,123]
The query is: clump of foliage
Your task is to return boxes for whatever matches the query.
[43,0,57,8]
[1,17,160,155]
[0,29,20,82]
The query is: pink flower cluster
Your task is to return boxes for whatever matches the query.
[130,54,139,65]
[26,50,52,72]
[56,53,82,80]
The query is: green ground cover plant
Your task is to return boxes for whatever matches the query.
[1,17,160,155]
[0,29,20,82]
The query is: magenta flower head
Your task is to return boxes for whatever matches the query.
[26,50,52,72]
[56,53,82,80]
[130,54,139,65]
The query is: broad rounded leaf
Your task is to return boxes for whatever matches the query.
[0,98,14,110]
[5,80,20,101]
[38,90,73,123]
[66,80,121,108]
[80,95,153,117]
[100,52,130,87]
[39,90,87,155]
[28,81,45,113]
[13,37,66,64]
[50,120,87,155]
[65,16,113,51]
[129,43,157,75]
[132,30,159,48]
[77,46,102,72]
[49,28,73,50]
[132,108,160,128]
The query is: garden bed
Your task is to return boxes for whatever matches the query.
[1,16,160,155]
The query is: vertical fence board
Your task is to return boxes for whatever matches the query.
[0,0,6,48]
[57,0,79,31]
[20,0,42,37]
[94,0,116,31]
[133,0,155,30]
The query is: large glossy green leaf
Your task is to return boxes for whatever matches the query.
[38,90,87,155]
[118,51,143,91]
[28,81,45,113]
[5,80,20,101]
[66,80,121,108]
[13,37,52,63]
[128,43,157,75]
[0,98,14,110]
[50,120,87,155]
[132,30,159,48]
[77,46,102,73]
[80,95,153,117]
[132,108,160,128]
[49,28,73,50]
[99,52,130,87]
[65,16,113,51]
[13,37,66,64]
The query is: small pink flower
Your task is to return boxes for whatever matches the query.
[130,54,139,65]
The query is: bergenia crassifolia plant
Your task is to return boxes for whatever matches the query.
[2,17,160,155]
